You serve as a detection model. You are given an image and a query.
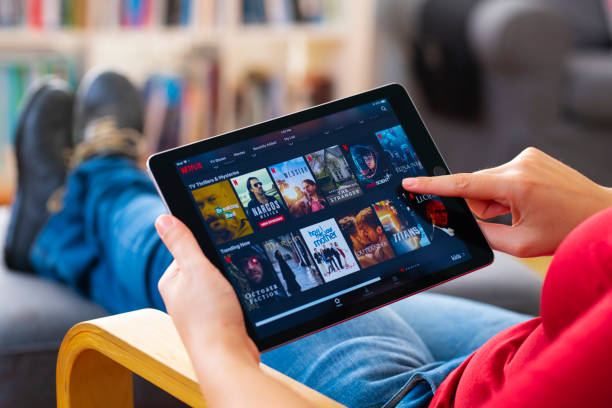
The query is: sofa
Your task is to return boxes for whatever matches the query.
[374,0,612,185]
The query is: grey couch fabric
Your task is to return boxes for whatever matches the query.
[427,251,542,315]
[0,206,541,406]
[0,208,186,407]
[564,52,612,125]
[374,0,612,185]
[537,0,611,48]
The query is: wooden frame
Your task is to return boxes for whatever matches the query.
[56,308,345,408]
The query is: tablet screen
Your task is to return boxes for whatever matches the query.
[173,98,474,342]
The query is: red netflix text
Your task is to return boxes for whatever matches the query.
[180,163,203,174]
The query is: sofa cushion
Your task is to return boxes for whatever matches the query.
[537,0,611,48]
[563,52,612,125]
[428,251,542,316]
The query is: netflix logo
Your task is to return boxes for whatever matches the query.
[180,162,203,174]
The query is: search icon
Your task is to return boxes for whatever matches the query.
[380,106,387,111]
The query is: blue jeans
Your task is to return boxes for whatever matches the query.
[31,157,529,407]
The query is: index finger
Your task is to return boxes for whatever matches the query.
[402,172,505,200]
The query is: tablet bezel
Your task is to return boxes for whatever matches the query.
[148,83,493,351]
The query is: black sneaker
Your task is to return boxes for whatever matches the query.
[73,69,143,144]
[70,70,144,166]
[4,78,74,272]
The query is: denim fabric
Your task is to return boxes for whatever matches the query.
[30,157,530,407]
[262,293,530,408]
[30,157,171,312]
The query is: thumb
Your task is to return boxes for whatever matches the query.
[155,214,214,273]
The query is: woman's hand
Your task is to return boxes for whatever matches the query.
[403,148,612,257]
[155,214,313,408]
[155,214,258,367]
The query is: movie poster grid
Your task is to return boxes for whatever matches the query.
[193,125,451,261]
[230,168,287,229]
[268,157,328,219]
[344,137,394,190]
[336,206,396,269]
[299,219,361,282]
[372,199,431,255]
[221,195,465,314]
[191,181,254,245]
[305,145,363,205]
[375,125,427,177]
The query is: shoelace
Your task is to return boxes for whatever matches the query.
[47,116,144,213]
[69,116,143,170]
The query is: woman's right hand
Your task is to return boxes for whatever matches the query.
[402,148,612,257]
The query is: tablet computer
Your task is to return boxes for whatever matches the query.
[148,84,493,351]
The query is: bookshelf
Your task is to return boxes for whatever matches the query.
[0,0,377,205]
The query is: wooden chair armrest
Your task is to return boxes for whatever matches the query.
[57,308,345,408]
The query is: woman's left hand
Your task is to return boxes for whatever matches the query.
[155,214,259,370]
[155,214,314,408]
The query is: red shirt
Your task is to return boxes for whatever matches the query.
[430,207,612,408]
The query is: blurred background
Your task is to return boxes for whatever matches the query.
[0,0,610,207]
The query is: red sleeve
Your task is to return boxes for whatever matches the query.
[483,290,612,408]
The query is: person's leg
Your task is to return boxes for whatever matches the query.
[29,70,171,313]
[262,292,530,408]
[31,156,171,312]
[262,305,437,408]
[388,292,532,362]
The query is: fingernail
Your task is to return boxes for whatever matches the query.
[156,215,175,235]
[402,178,416,188]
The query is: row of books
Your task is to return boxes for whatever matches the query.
[0,0,223,29]
[235,70,333,129]
[145,56,334,154]
[143,48,220,153]
[243,0,341,24]
[0,0,341,29]
[0,51,334,167]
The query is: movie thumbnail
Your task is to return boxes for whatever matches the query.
[299,219,360,282]
[191,181,254,245]
[230,168,287,229]
[402,192,461,245]
[223,244,287,311]
[375,125,427,177]
[261,233,325,294]
[337,206,396,269]
[305,145,363,205]
[269,157,327,218]
[372,199,431,255]
[344,138,393,189]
